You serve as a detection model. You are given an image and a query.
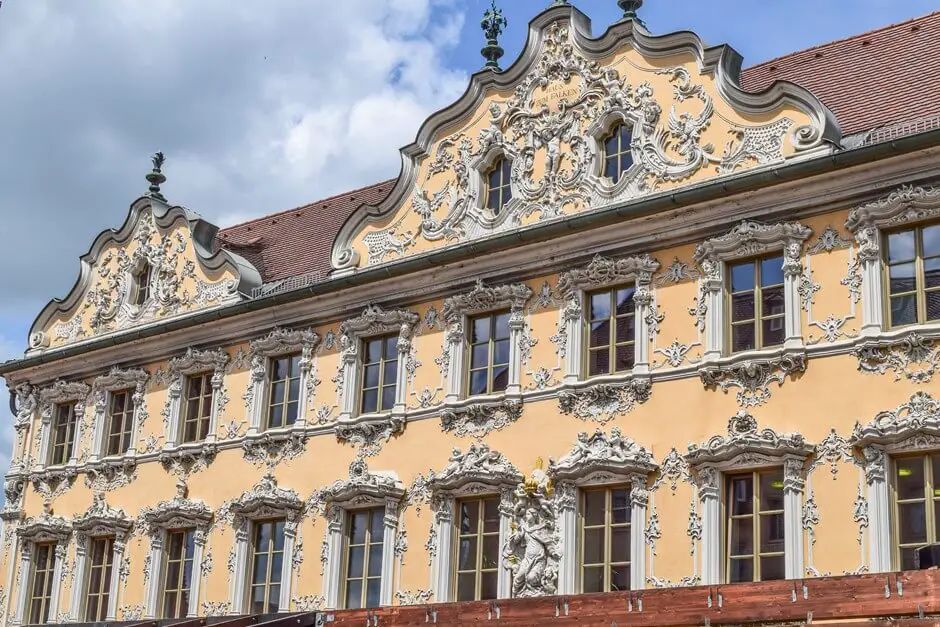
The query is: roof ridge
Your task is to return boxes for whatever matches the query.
[744,10,940,72]
[218,178,396,234]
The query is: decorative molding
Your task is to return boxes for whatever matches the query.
[802,490,819,547]
[395,590,433,606]
[809,429,851,479]
[686,410,816,467]
[159,443,218,480]
[17,513,72,544]
[699,352,806,407]
[502,466,559,598]
[335,415,405,457]
[83,457,138,494]
[72,493,134,538]
[155,347,229,448]
[557,380,650,424]
[853,332,940,384]
[548,427,657,483]
[90,366,150,459]
[440,399,523,439]
[653,448,691,493]
[693,220,812,267]
[849,391,940,453]
[219,473,304,527]
[557,254,659,306]
[292,595,324,612]
[428,444,522,495]
[655,257,700,286]
[241,430,309,469]
[845,184,940,234]
[807,226,852,255]
[443,280,533,328]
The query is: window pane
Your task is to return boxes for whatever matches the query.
[927,291,940,322]
[469,370,488,396]
[897,458,926,500]
[604,135,618,156]
[381,386,396,411]
[590,321,610,348]
[460,501,477,534]
[457,537,477,571]
[366,578,381,609]
[898,502,928,544]
[891,294,917,327]
[610,566,630,591]
[615,344,634,372]
[729,557,753,583]
[345,580,363,610]
[611,489,631,523]
[481,572,498,600]
[251,554,268,584]
[760,556,785,581]
[590,293,611,321]
[347,546,365,578]
[482,535,499,569]
[588,349,609,377]
[901,547,919,571]
[493,339,510,366]
[730,263,755,292]
[487,189,499,211]
[761,316,785,348]
[889,262,917,294]
[456,572,476,601]
[288,378,300,403]
[583,528,604,565]
[923,225,940,257]
[760,257,784,286]
[351,511,368,544]
[615,316,635,344]
[888,230,916,263]
[732,323,755,352]
[363,364,380,388]
[925,258,940,289]
[470,344,489,369]
[365,339,383,363]
[370,508,385,537]
[604,158,619,181]
[731,292,755,322]
[761,285,785,318]
[483,499,500,533]
[730,518,754,556]
[611,527,631,563]
[760,513,786,553]
[495,313,510,339]
[730,477,754,515]
[472,317,491,343]
[760,471,785,510]
[367,545,383,577]
[615,289,635,315]
[583,490,605,526]
[492,366,508,392]
[582,566,604,593]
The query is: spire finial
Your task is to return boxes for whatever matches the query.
[146,151,166,201]
[480,0,507,71]
[618,0,645,25]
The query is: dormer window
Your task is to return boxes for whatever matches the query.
[485,158,512,215]
[133,262,152,306]
[603,123,634,183]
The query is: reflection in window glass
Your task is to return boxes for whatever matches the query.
[455,497,500,601]
[586,286,635,377]
[343,507,385,609]
[885,225,940,328]
[485,158,512,214]
[266,354,302,429]
[162,529,196,619]
[467,312,511,396]
[580,486,631,592]
[726,470,785,583]
[248,519,285,614]
[894,454,940,570]
[360,335,399,414]
[728,256,785,352]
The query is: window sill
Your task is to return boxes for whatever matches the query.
[440,396,523,439]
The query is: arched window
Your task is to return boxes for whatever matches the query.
[133,262,152,306]
[485,158,512,214]
[603,123,634,183]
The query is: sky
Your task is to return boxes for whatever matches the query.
[0,0,935,472]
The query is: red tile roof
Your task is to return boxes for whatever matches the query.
[220,11,940,284]
[740,11,940,136]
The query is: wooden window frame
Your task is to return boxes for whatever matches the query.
[264,354,302,430]
[453,496,500,602]
[602,123,634,184]
[484,158,512,215]
[465,312,511,397]
[583,285,636,377]
[341,507,385,610]
[247,519,285,615]
[27,541,56,625]
[161,528,195,619]
[892,453,940,569]
[106,389,134,456]
[181,373,214,444]
[50,402,78,466]
[358,335,399,415]
[578,485,632,593]
[725,470,785,583]
[132,262,152,306]
[84,536,115,622]
[726,255,786,353]
[883,223,940,328]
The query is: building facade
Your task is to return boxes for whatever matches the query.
[2,2,940,623]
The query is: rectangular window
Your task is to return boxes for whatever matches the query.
[580,486,631,592]
[343,507,385,609]
[162,529,196,619]
[893,453,940,570]
[266,355,301,429]
[248,519,284,615]
[726,470,785,583]
[467,313,510,397]
[885,224,940,328]
[27,542,56,624]
[85,536,115,622]
[586,287,636,377]
[728,256,785,353]
[106,390,134,456]
[181,373,213,443]
[359,335,398,415]
[50,402,78,466]
[455,497,499,602]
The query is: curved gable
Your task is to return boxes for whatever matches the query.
[28,196,262,354]
[332,4,840,273]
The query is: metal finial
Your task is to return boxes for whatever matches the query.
[480,0,507,70]
[146,151,166,201]
[618,0,645,24]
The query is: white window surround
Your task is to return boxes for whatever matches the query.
[159,347,229,449]
[557,253,660,383]
[424,443,522,602]
[685,410,814,584]
[12,514,71,626]
[469,135,523,226]
[584,110,642,197]
[88,367,150,462]
[336,305,420,423]
[845,183,940,336]
[244,327,320,434]
[442,280,533,405]
[848,390,940,573]
[139,491,213,619]
[221,473,303,615]
[69,495,134,622]
[315,458,406,609]
[547,427,658,593]
[693,220,812,360]
[36,380,90,470]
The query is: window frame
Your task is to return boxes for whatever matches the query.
[358,334,399,416]
[27,541,57,625]
[341,506,386,610]
[180,372,214,444]
[724,469,786,583]
[264,353,302,430]
[484,157,512,215]
[891,452,940,570]
[583,285,637,378]
[106,388,135,457]
[246,518,286,616]
[602,123,634,184]
[725,255,786,354]
[84,535,116,622]
[49,402,78,467]
[465,311,512,398]
[132,262,152,307]
[453,496,501,602]
[578,485,632,593]
[161,528,196,619]
[882,223,940,329]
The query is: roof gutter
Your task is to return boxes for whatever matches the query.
[3,129,940,377]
